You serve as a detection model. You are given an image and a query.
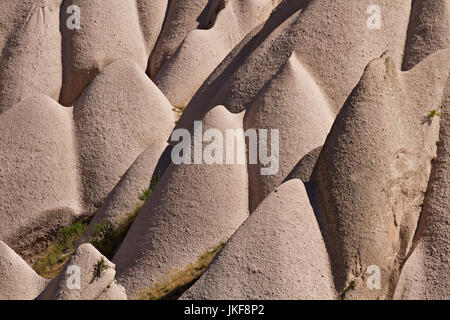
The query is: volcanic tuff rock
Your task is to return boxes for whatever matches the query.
[74,59,174,214]
[393,75,450,300]
[314,49,449,299]
[0,1,62,113]
[0,241,48,300]
[0,95,81,258]
[0,0,449,300]
[113,105,249,297]
[80,142,169,244]
[37,244,124,300]
[181,179,336,300]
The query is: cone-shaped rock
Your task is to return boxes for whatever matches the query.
[394,76,450,300]
[74,59,174,214]
[148,0,209,78]
[0,95,81,258]
[244,52,333,212]
[113,105,249,298]
[37,244,118,300]
[182,179,335,300]
[0,1,62,113]
[0,241,48,300]
[175,0,411,132]
[314,50,450,299]
[80,142,168,244]
[154,0,281,106]
[403,0,450,70]
[60,0,149,106]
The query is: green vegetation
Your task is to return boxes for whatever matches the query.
[90,173,161,259]
[33,173,162,278]
[89,222,117,259]
[339,280,356,300]
[90,257,110,283]
[428,109,441,118]
[137,241,226,300]
[172,105,186,123]
[32,222,87,278]
[139,173,160,203]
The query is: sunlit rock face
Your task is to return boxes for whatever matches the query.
[0,0,448,300]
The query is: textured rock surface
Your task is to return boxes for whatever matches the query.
[60,0,149,106]
[96,281,128,300]
[314,50,450,299]
[0,241,48,300]
[182,180,335,300]
[403,0,450,70]
[37,244,119,300]
[0,0,449,301]
[80,142,168,243]
[149,0,210,78]
[175,0,411,132]
[393,76,450,300]
[74,59,174,214]
[244,53,333,211]
[154,0,282,106]
[0,1,62,113]
[0,95,81,258]
[113,105,249,297]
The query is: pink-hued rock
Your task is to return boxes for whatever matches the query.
[0,95,81,259]
[80,142,168,243]
[154,0,282,106]
[314,49,450,299]
[403,0,450,70]
[175,0,411,132]
[59,0,149,106]
[38,244,121,300]
[148,0,210,78]
[394,75,450,300]
[182,179,336,300]
[244,52,333,212]
[74,59,174,214]
[0,1,62,113]
[113,105,249,298]
[0,241,48,300]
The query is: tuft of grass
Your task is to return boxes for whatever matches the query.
[139,173,160,203]
[89,222,117,258]
[172,105,186,123]
[428,109,441,118]
[137,241,226,300]
[32,222,87,278]
[90,257,110,283]
[90,174,161,258]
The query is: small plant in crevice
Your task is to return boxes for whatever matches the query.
[428,109,441,119]
[90,257,110,283]
[339,280,356,300]
[139,173,160,203]
[172,105,186,123]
